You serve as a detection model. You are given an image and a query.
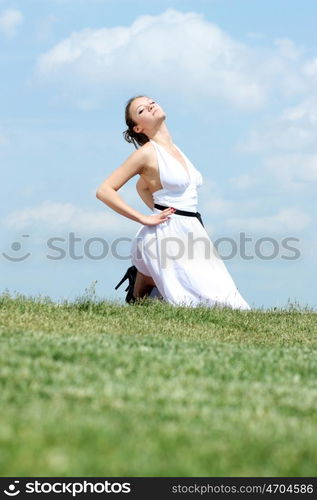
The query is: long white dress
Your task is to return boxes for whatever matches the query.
[130,139,251,310]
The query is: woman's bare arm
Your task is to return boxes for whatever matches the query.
[136,176,154,210]
[96,148,149,223]
[96,144,174,227]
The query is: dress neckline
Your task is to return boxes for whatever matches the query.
[150,139,191,181]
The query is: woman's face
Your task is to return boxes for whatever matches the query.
[130,96,165,135]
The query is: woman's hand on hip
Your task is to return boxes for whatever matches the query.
[140,207,176,226]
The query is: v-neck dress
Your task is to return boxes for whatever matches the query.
[130,139,251,310]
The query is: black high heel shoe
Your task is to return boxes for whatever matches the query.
[115,265,138,304]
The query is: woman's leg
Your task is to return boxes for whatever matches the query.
[133,270,156,299]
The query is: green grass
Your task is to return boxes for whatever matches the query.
[0,289,316,477]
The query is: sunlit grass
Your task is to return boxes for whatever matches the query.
[0,288,316,476]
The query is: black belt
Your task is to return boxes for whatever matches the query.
[154,203,205,228]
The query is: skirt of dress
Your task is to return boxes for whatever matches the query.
[131,212,251,310]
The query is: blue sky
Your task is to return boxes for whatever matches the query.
[1,0,316,309]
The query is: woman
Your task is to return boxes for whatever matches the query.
[96,95,251,310]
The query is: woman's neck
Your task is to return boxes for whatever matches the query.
[150,123,174,147]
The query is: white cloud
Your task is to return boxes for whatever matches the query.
[199,179,234,215]
[264,153,317,190]
[34,9,317,112]
[202,196,234,215]
[239,124,315,154]
[302,57,317,78]
[239,96,317,154]
[199,178,265,227]
[0,9,23,39]
[255,37,311,98]
[225,207,312,234]
[1,200,134,234]
[236,95,317,191]
[274,38,303,61]
[35,8,278,110]
[282,97,317,125]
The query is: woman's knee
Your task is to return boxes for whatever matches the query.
[136,270,156,287]
[134,271,155,297]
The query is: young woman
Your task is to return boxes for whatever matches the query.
[96,95,251,310]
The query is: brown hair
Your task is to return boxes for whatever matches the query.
[122,95,150,149]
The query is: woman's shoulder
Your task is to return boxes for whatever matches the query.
[138,140,153,154]
[134,140,156,167]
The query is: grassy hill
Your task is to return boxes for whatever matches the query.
[0,291,316,477]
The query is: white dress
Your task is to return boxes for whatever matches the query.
[130,139,251,310]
